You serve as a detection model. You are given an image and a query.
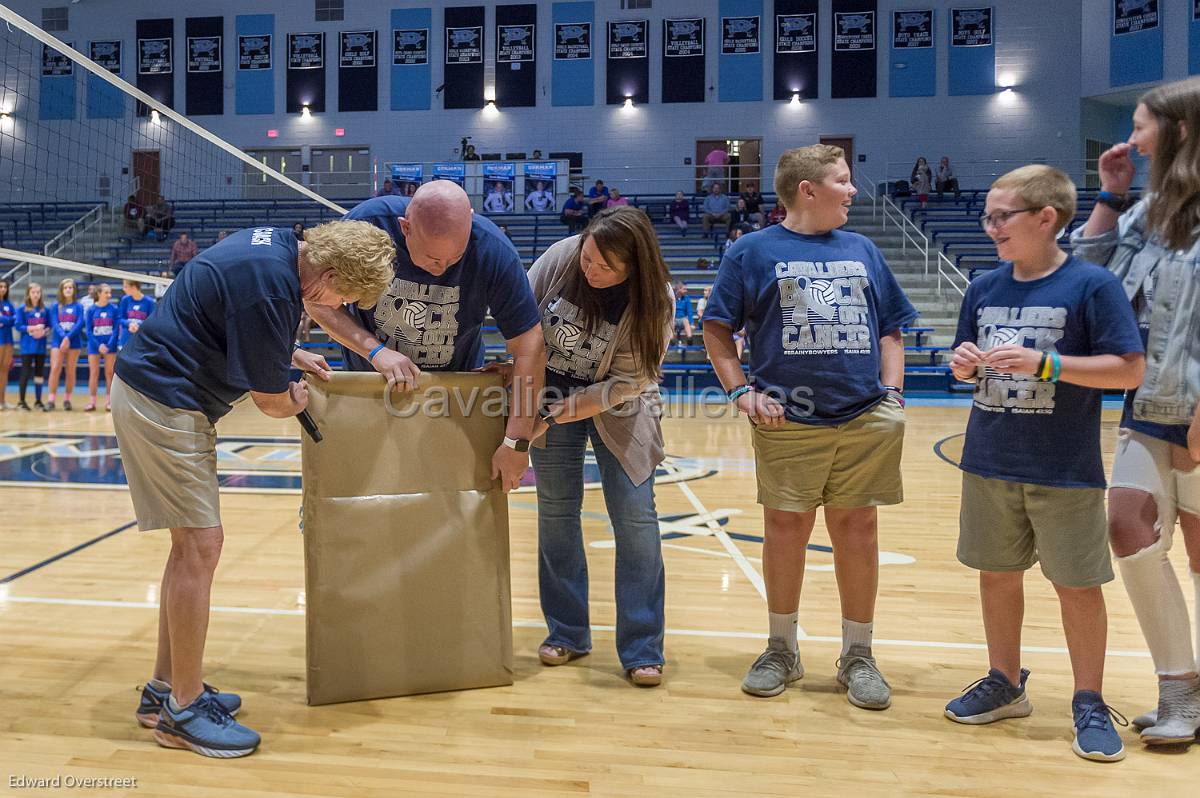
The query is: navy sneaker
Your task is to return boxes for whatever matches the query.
[154,692,260,759]
[137,682,241,728]
[945,668,1032,724]
[1072,691,1127,762]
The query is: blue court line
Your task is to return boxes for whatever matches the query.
[0,520,137,585]
[932,433,965,469]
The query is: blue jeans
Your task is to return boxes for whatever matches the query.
[530,418,665,669]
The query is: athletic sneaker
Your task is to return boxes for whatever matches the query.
[1141,677,1200,746]
[945,668,1032,724]
[136,681,241,729]
[836,645,892,710]
[1072,691,1127,762]
[741,637,804,697]
[154,691,260,758]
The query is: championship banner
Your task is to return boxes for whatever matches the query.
[444,6,484,109]
[238,35,271,70]
[608,19,648,59]
[482,162,516,215]
[774,0,818,100]
[393,28,429,65]
[776,13,816,53]
[339,31,376,67]
[90,41,122,73]
[664,18,704,57]
[554,21,592,60]
[186,36,221,72]
[286,32,325,113]
[831,1,876,98]
[185,17,223,116]
[663,18,705,103]
[721,16,761,54]
[892,10,933,48]
[951,7,992,47]
[301,372,513,706]
[288,33,324,68]
[42,44,72,76]
[1113,0,1158,36]
[432,162,466,185]
[606,19,648,104]
[496,4,536,108]
[446,26,483,64]
[137,37,172,75]
[523,161,557,212]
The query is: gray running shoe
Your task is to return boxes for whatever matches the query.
[741,638,804,697]
[1141,677,1200,745]
[836,644,892,710]
[1132,708,1156,731]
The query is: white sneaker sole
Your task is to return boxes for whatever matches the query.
[944,693,1032,725]
[1072,736,1126,762]
[1140,724,1200,746]
[741,668,804,698]
[154,729,258,758]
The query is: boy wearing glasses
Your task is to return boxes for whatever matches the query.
[945,165,1144,762]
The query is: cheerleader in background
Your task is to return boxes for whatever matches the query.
[117,279,156,350]
[14,282,50,410]
[84,283,119,412]
[46,278,85,411]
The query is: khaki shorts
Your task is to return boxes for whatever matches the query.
[1110,428,1200,543]
[751,395,905,512]
[958,471,1113,588]
[110,376,221,531]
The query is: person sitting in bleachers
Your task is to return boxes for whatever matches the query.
[143,198,174,241]
[168,232,198,277]
[731,197,754,228]
[740,184,765,226]
[937,156,960,200]
[701,183,731,235]
[587,180,610,218]
[669,191,691,236]
[672,280,693,344]
[122,195,144,234]
[291,222,305,241]
[606,187,629,208]
[560,188,588,233]
[376,179,397,197]
[766,202,787,226]
[911,157,933,208]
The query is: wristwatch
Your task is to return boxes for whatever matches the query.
[1097,190,1134,212]
[538,408,558,428]
[503,436,531,453]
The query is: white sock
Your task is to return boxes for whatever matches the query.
[167,694,186,713]
[842,619,873,656]
[1193,571,1200,673]
[148,678,171,691]
[769,611,799,653]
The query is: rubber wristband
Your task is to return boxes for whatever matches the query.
[1050,351,1062,383]
[368,343,385,361]
[727,385,753,403]
[1036,352,1049,381]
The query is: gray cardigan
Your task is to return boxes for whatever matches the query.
[1070,198,1200,425]
[528,236,672,486]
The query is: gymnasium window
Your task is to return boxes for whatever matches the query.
[41,6,68,31]
[315,0,344,23]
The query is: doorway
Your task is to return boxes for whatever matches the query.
[243,148,302,199]
[310,147,372,199]
[695,138,762,194]
[132,150,161,206]
[819,136,855,180]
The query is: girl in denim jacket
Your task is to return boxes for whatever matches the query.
[1072,77,1200,747]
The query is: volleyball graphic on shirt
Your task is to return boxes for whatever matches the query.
[550,317,584,353]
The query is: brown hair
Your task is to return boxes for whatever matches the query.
[57,278,76,305]
[1139,77,1200,251]
[990,165,1077,232]
[562,206,672,383]
[0,280,8,302]
[774,144,844,209]
[25,282,45,310]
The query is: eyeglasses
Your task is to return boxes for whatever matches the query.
[979,208,1041,231]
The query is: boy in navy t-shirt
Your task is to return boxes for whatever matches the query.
[703,144,917,710]
[945,165,1144,763]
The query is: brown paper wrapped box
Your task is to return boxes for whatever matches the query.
[301,371,513,705]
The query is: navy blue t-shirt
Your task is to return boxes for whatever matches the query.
[115,227,301,422]
[953,257,1144,488]
[703,224,918,424]
[543,283,629,397]
[341,195,541,371]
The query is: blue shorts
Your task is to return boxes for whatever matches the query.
[86,337,115,356]
[51,334,84,350]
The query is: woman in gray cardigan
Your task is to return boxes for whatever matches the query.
[490,207,674,685]
[1071,76,1200,746]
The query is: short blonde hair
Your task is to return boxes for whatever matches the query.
[302,220,396,309]
[990,165,1077,232]
[774,144,845,209]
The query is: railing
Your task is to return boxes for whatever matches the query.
[880,193,930,277]
[0,203,106,291]
[936,251,970,297]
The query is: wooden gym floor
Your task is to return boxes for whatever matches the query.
[0,395,1197,797]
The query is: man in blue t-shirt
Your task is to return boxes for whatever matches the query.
[111,221,395,760]
[560,188,588,233]
[703,144,916,710]
[945,166,1144,763]
[305,180,546,493]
